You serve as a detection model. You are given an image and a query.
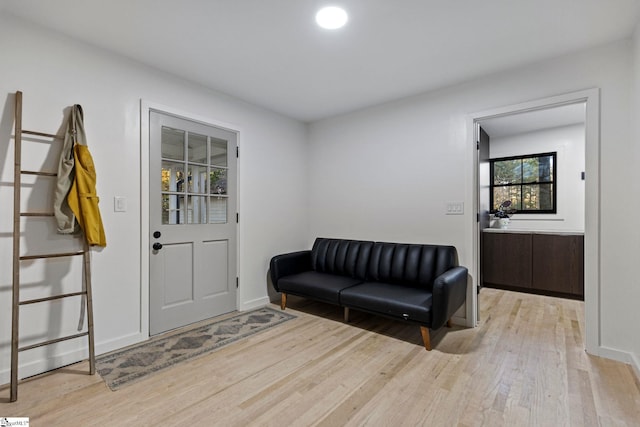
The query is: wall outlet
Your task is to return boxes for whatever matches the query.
[445,201,464,215]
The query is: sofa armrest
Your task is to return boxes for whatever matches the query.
[269,250,312,292]
[431,266,468,329]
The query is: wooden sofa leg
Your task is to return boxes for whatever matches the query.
[447,319,452,328]
[344,307,350,322]
[281,293,287,310]
[420,326,432,351]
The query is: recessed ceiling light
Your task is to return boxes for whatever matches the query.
[315,6,348,30]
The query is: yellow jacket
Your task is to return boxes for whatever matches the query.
[67,144,107,247]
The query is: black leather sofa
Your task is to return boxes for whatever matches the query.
[270,238,468,350]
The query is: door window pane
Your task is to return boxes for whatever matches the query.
[188,165,208,194]
[210,138,228,167]
[210,168,227,195]
[160,126,232,225]
[187,196,207,224]
[162,161,185,192]
[162,194,185,225]
[161,127,185,160]
[208,198,227,223]
[188,133,208,163]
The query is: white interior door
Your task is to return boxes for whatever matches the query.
[149,111,237,335]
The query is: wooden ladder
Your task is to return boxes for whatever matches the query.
[10,91,95,402]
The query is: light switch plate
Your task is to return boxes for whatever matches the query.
[445,201,464,215]
[114,196,127,212]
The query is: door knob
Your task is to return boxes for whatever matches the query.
[153,242,163,251]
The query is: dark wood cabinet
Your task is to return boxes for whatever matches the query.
[532,234,584,297]
[482,232,532,288]
[482,231,584,299]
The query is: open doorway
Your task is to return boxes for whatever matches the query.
[468,89,600,354]
[478,102,586,295]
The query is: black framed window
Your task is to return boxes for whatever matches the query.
[490,152,557,214]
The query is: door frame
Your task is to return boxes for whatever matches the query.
[140,99,241,338]
[466,88,600,355]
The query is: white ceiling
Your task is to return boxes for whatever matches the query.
[1,0,639,122]
[479,102,586,139]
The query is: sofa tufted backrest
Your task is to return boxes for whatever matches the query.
[367,242,458,290]
[311,238,374,280]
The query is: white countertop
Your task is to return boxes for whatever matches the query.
[483,228,584,235]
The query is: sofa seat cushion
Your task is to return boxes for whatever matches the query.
[278,271,363,305]
[340,282,433,324]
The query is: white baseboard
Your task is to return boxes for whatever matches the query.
[595,345,640,379]
[0,331,147,386]
[596,345,632,363]
[451,315,466,327]
[239,296,271,312]
[0,347,88,386]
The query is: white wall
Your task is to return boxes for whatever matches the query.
[0,15,309,382]
[1,11,639,384]
[489,124,585,231]
[309,39,639,367]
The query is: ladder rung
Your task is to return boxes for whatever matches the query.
[21,170,57,177]
[21,130,63,140]
[18,332,89,352]
[20,251,85,261]
[21,212,55,217]
[19,291,87,305]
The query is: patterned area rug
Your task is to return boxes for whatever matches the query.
[96,307,296,391]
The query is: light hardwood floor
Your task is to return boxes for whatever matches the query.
[2,288,639,426]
